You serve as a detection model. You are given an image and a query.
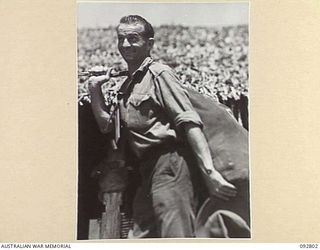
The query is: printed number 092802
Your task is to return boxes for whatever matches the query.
[300,244,318,248]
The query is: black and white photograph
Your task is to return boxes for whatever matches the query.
[77,2,250,239]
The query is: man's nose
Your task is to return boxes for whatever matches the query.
[122,38,131,48]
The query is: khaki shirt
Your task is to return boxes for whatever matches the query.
[118,57,203,159]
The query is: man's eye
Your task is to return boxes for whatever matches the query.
[118,35,140,45]
[128,36,139,43]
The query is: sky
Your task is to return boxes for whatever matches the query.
[77,2,249,28]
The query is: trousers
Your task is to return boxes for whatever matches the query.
[130,145,196,238]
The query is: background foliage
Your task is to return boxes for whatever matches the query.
[77,25,249,128]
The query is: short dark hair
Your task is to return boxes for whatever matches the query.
[117,15,154,38]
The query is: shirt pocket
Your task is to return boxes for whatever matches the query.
[129,93,151,106]
[127,93,157,131]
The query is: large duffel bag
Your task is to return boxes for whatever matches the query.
[187,88,249,183]
[186,89,250,237]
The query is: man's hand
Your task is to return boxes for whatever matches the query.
[204,170,237,201]
[87,66,114,134]
[184,123,237,201]
[88,66,112,91]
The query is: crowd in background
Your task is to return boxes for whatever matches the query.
[77,25,249,127]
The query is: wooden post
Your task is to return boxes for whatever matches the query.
[88,219,100,239]
[100,192,122,239]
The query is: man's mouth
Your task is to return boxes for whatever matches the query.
[123,50,135,56]
[123,52,136,60]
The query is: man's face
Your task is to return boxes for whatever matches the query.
[117,23,153,65]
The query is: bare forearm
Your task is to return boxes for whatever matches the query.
[86,67,114,134]
[184,123,216,174]
[89,86,113,133]
[184,123,237,200]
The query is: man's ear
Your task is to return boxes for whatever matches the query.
[147,38,154,49]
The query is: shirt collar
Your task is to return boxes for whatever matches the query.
[132,57,153,77]
[119,57,153,95]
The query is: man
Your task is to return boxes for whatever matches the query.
[88,15,237,238]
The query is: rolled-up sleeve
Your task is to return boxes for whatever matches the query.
[154,69,203,128]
